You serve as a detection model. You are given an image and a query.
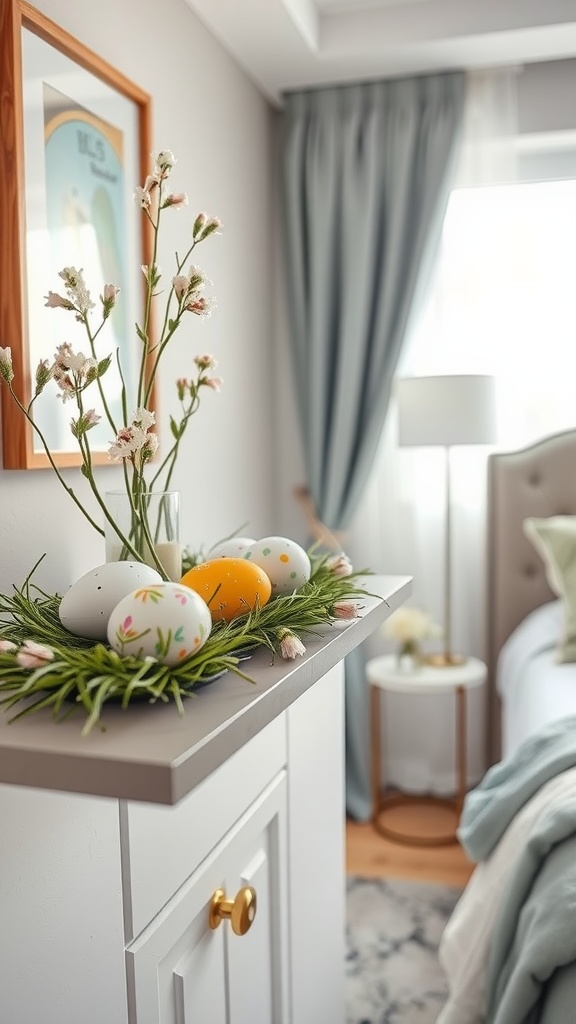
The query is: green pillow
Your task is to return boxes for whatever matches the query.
[524,515,576,662]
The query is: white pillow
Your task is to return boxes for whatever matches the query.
[523,515,576,662]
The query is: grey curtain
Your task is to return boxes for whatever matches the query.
[279,71,466,819]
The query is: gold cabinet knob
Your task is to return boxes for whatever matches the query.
[208,885,257,936]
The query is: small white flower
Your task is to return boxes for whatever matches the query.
[187,265,206,291]
[195,215,222,239]
[278,628,306,659]
[16,640,54,669]
[84,409,101,428]
[44,291,75,310]
[186,295,215,317]
[332,600,360,620]
[132,407,155,431]
[140,432,159,463]
[325,553,353,577]
[176,377,190,400]
[71,409,101,438]
[0,346,14,383]
[193,211,208,238]
[101,284,120,302]
[141,264,161,286]
[200,376,223,391]
[108,425,145,461]
[58,267,94,314]
[100,284,120,318]
[172,275,189,301]
[134,175,159,208]
[154,150,176,177]
[54,375,77,401]
[194,354,217,371]
[108,441,132,462]
[34,359,53,395]
[108,418,157,463]
[383,607,442,644]
[163,192,188,209]
[53,343,74,369]
[52,345,97,399]
[66,351,89,372]
[134,186,152,209]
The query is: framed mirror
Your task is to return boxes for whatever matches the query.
[0,0,152,469]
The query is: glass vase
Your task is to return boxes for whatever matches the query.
[104,490,182,582]
[396,641,421,673]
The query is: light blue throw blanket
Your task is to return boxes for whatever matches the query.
[456,715,576,1024]
[457,714,576,862]
[486,799,576,1024]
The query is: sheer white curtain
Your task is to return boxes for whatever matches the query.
[349,69,522,795]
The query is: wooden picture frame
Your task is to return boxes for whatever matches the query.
[0,0,152,469]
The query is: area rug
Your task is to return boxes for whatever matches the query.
[346,875,463,1024]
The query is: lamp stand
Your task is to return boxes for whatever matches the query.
[425,445,466,668]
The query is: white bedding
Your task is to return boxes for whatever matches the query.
[497,599,576,758]
[438,764,576,1024]
[438,601,576,1023]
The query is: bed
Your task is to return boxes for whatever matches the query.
[438,428,576,1024]
[486,427,576,764]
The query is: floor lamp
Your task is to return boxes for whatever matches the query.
[396,374,497,667]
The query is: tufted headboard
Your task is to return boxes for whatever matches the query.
[486,428,576,764]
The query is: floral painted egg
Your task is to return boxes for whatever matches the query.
[207,537,256,559]
[59,562,164,641]
[181,557,272,622]
[107,582,212,666]
[244,536,311,595]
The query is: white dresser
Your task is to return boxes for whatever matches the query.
[0,575,410,1024]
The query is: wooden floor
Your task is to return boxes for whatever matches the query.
[346,798,475,888]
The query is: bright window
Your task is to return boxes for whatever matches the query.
[407,179,576,448]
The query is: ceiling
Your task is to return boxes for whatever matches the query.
[183,0,576,106]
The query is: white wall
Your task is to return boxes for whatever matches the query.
[0,0,277,597]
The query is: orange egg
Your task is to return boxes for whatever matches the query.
[180,557,272,622]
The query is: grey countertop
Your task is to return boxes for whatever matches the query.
[0,575,411,805]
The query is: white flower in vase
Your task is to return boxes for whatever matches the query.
[383,606,442,665]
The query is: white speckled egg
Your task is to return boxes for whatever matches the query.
[58,562,163,641]
[207,537,256,559]
[107,582,212,666]
[244,536,311,595]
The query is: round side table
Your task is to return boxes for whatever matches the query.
[366,654,487,847]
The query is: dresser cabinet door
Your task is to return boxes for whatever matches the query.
[126,772,289,1024]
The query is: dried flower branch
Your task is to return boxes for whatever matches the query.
[0,151,222,581]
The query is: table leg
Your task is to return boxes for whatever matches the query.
[370,685,381,820]
[371,681,463,847]
[456,684,467,814]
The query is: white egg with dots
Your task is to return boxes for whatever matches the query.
[207,537,256,559]
[58,562,164,641]
[244,536,311,595]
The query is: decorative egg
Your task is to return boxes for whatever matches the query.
[107,582,212,666]
[207,537,256,559]
[58,562,163,641]
[181,557,272,622]
[244,536,311,595]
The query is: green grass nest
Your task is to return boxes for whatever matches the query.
[0,553,376,735]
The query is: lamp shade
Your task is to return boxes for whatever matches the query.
[396,374,497,447]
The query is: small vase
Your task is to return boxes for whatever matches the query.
[396,642,421,672]
[104,490,182,582]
